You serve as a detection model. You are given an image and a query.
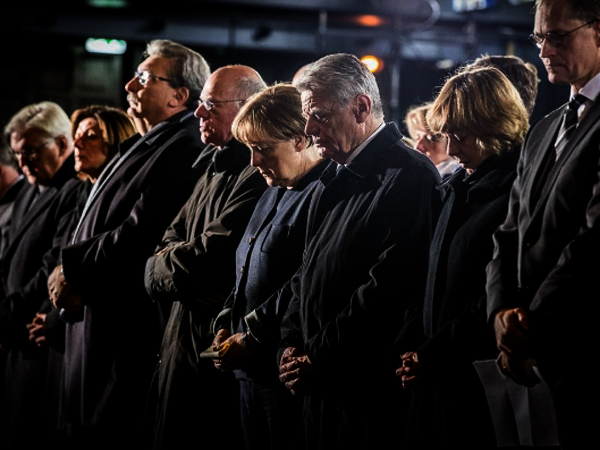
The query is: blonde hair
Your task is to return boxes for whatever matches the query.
[232,83,312,147]
[428,67,529,156]
[404,103,443,143]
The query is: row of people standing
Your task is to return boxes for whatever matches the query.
[2,0,597,446]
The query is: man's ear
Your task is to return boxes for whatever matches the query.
[354,94,372,124]
[169,86,190,108]
[56,135,71,157]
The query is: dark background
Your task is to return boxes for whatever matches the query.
[1,0,570,134]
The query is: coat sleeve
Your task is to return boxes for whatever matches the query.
[144,167,267,307]
[276,278,303,365]
[0,179,80,349]
[249,268,301,348]
[485,155,523,322]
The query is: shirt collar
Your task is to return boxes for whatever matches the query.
[338,121,385,168]
[573,71,600,102]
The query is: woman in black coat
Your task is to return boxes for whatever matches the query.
[395,66,530,449]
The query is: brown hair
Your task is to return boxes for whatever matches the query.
[428,66,529,156]
[70,105,137,159]
[466,54,539,115]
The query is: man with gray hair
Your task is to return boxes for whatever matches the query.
[144,65,268,450]
[48,40,210,449]
[0,101,80,450]
[277,53,441,448]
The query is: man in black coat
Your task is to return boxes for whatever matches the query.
[144,65,268,450]
[48,40,210,450]
[0,101,80,450]
[486,0,600,447]
[277,53,441,449]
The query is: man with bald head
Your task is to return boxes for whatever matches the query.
[144,64,268,450]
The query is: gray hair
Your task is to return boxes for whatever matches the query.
[145,39,211,110]
[4,101,72,146]
[293,53,384,119]
[235,76,268,101]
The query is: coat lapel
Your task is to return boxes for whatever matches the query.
[535,99,600,214]
[4,185,57,261]
[527,109,563,213]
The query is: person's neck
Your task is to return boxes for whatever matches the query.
[143,107,188,133]
[335,118,384,165]
[287,146,323,189]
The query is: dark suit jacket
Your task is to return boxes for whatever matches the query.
[0,154,79,449]
[59,110,205,441]
[0,155,79,351]
[486,98,600,385]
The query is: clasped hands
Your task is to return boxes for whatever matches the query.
[278,347,316,396]
[47,264,82,313]
[396,351,423,390]
[494,307,540,387]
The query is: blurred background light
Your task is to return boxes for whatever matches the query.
[361,55,385,73]
[85,38,127,55]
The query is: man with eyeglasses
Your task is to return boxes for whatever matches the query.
[144,65,268,450]
[47,39,210,450]
[0,101,80,450]
[486,0,600,447]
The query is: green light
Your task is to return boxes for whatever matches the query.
[85,38,127,55]
[88,0,127,8]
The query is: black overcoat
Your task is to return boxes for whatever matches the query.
[278,122,441,449]
[0,154,79,449]
[399,149,519,449]
[59,111,204,446]
[144,139,267,450]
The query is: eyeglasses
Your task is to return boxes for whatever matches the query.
[529,19,598,49]
[198,98,245,111]
[11,140,54,161]
[134,70,174,87]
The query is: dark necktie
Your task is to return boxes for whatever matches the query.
[555,93,587,160]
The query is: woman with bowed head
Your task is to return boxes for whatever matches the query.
[395,66,529,449]
[211,83,328,450]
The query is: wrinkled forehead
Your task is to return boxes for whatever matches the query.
[10,127,51,147]
[138,55,172,74]
[202,70,239,100]
[301,90,337,112]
